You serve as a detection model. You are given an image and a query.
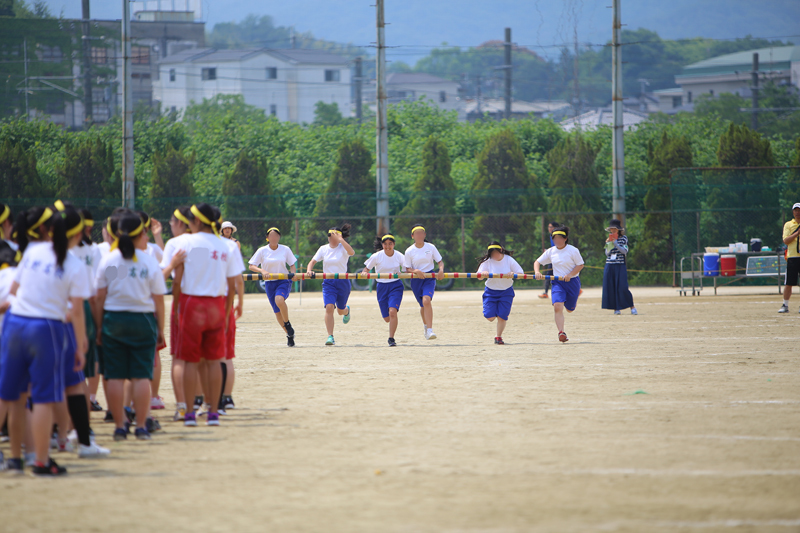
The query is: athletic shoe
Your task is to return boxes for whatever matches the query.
[57,438,74,453]
[0,452,3,471]
[631,308,638,315]
[342,306,351,324]
[150,396,166,410]
[494,337,504,345]
[325,335,335,346]
[558,331,569,343]
[538,293,549,299]
[78,441,111,458]
[50,435,58,450]
[90,399,104,412]
[104,410,114,423]
[223,396,235,410]
[287,335,295,347]
[778,304,789,313]
[427,328,437,340]
[184,412,197,427]
[32,458,67,476]
[24,452,36,466]
[217,408,226,416]
[124,406,136,426]
[614,310,621,315]
[173,405,186,422]
[388,337,397,347]
[284,322,295,337]
[207,412,220,426]
[113,428,128,441]
[145,417,161,433]
[6,457,23,474]
[134,427,150,440]
[423,325,428,338]
[193,396,204,411]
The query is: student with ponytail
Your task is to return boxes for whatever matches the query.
[0,206,95,474]
[362,234,405,347]
[476,241,524,345]
[95,212,167,441]
[306,223,355,346]
[172,204,243,427]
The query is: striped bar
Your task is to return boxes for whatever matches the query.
[242,272,563,281]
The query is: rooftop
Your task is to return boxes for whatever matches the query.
[560,108,649,131]
[159,47,350,65]
[386,73,457,85]
[678,45,800,79]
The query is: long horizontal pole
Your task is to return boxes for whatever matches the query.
[243,273,565,281]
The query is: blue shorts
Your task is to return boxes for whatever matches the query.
[322,279,351,310]
[63,323,86,388]
[410,271,436,307]
[482,287,515,321]
[376,281,404,318]
[551,278,582,311]
[266,280,292,313]
[0,313,66,404]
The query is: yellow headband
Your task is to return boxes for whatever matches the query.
[0,205,9,225]
[109,221,144,261]
[0,263,8,270]
[191,205,219,236]
[14,250,21,263]
[144,217,151,229]
[174,209,191,227]
[83,219,94,228]
[411,226,425,235]
[27,208,53,238]
[382,234,395,242]
[266,227,281,239]
[552,231,567,237]
[328,229,342,236]
[54,200,66,212]
[66,220,85,238]
[487,244,502,250]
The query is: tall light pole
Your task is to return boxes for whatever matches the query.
[375,0,390,235]
[121,0,135,208]
[611,0,626,221]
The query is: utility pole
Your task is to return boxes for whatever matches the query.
[573,24,580,117]
[611,0,625,220]
[122,0,135,208]
[375,0,390,234]
[23,38,29,120]
[476,74,482,116]
[81,0,93,128]
[751,52,759,131]
[354,56,362,125]
[504,27,511,120]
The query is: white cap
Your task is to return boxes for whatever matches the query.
[220,221,237,233]
[793,203,800,210]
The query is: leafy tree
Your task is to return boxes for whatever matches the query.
[313,101,346,127]
[785,137,800,207]
[547,132,604,262]
[145,142,195,220]
[0,138,48,210]
[57,137,119,208]
[694,93,749,125]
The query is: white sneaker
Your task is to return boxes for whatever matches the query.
[67,429,78,446]
[57,438,74,453]
[778,304,789,313]
[150,396,166,410]
[78,441,111,458]
[24,452,36,465]
[423,324,428,338]
[427,328,437,340]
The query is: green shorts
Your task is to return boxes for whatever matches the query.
[83,300,98,378]
[101,311,157,381]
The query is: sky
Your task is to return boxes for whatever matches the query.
[36,0,800,62]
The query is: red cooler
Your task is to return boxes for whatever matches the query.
[720,254,736,276]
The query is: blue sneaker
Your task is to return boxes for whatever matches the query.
[135,428,151,440]
[325,335,335,346]
[614,310,621,315]
[113,428,128,441]
[342,306,351,324]
[631,308,638,315]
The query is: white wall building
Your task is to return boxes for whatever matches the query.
[153,48,351,123]
[363,72,464,119]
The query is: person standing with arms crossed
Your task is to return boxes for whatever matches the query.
[779,203,800,313]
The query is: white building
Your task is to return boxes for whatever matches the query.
[363,72,464,119]
[153,48,351,123]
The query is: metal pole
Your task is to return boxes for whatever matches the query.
[460,216,466,273]
[354,56,362,125]
[751,53,759,131]
[504,28,511,120]
[375,0,390,235]
[122,0,135,208]
[611,0,626,221]
[23,38,28,120]
[81,0,93,128]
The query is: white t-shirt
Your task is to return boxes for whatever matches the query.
[11,242,92,321]
[364,250,405,283]
[477,254,524,291]
[249,244,296,280]
[97,242,111,256]
[536,245,584,279]
[0,266,16,331]
[159,233,190,271]
[312,243,350,274]
[144,242,164,263]
[179,233,244,297]
[71,243,102,296]
[96,249,167,313]
[404,242,443,273]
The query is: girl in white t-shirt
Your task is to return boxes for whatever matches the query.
[249,227,297,346]
[476,241,524,345]
[306,223,355,346]
[534,225,585,343]
[403,225,445,340]
[0,242,17,455]
[96,212,167,441]
[362,234,406,347]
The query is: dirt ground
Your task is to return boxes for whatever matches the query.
[2,284,799,532]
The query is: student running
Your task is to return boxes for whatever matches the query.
[306,224,355,346]
[404,225,444,340]
[362,234,405,347]
[476,241,524,345]
[248,227,297,346]
[534,225,584,343]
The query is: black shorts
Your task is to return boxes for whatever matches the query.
[786,257,800,286]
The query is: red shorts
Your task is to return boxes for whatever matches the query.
[226,308,236,360]
[176,294,226,363]
[169,299,178,356]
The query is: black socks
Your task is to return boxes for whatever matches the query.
[284,321,295,337]
[67,395,92,446]
[219,361,228,409]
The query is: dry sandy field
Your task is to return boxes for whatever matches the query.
[1,284,799,532]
